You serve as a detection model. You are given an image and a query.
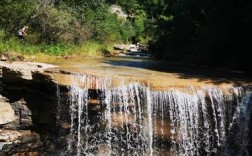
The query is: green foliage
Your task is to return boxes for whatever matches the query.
[0,28,112,57]
[39,43,71,55]
[84,5,121,42]
[0,29,6,41]
[0,0,36,33]
[31,3,78,43]
[119,21,136,43]
[84,4,139,43]
[1,0,146,43]
[75,41,113,56]
[117,0,138,14]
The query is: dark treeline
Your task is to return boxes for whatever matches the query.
[142,0,252,71]
[0,0,251,71]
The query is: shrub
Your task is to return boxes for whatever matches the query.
[0,29,6,41]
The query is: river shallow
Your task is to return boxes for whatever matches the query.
[42,56,251,91]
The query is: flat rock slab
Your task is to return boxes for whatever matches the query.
[0,102,15,124]
[0,61,57,71]
[0,61,57,80]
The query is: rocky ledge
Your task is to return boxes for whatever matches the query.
[0,61,59,155]
[0,60,251,155]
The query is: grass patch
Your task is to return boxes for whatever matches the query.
[0,37,114,61]
[74,41,114,57]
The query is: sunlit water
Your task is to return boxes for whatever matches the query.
[56,74,252,156]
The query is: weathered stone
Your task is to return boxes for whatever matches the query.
[0,130,21,142]
[0,95,8,102]
[0,102,15,124]
[114,43,137,51]
[5,99,33,128]
[0,55,8,61]
[0,131,43,155]
[0,61,57,83]
[12,152,39,156]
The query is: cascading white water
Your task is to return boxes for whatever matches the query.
[151,87,252,156]
[57,74,252,156]
[223,88,252,156]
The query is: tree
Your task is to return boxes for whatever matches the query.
[0,0,37,34]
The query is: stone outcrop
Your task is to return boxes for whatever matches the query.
[0,95,51,155]
[0,130,21,143]
[0,130,43,155]
[0,61,56,82]
[0,61,59,155]
[0,102,15,125]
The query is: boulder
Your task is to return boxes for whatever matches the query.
[0,102,15,124]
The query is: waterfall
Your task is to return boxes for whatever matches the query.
[57,74,252,156]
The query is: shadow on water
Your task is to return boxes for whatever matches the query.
[103,56,252,85]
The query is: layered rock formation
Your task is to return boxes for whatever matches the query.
[0,61,58,155]
[0,101,15,125]
[0,60,251,156]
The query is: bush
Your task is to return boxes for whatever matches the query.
[83,4,138,43]
[0,29,6,41]
[75,41,113,56]
[84,5,120,42]
[0,0,36,33]
[31,3,78,43]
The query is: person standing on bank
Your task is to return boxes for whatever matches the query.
[17,26,28,40]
